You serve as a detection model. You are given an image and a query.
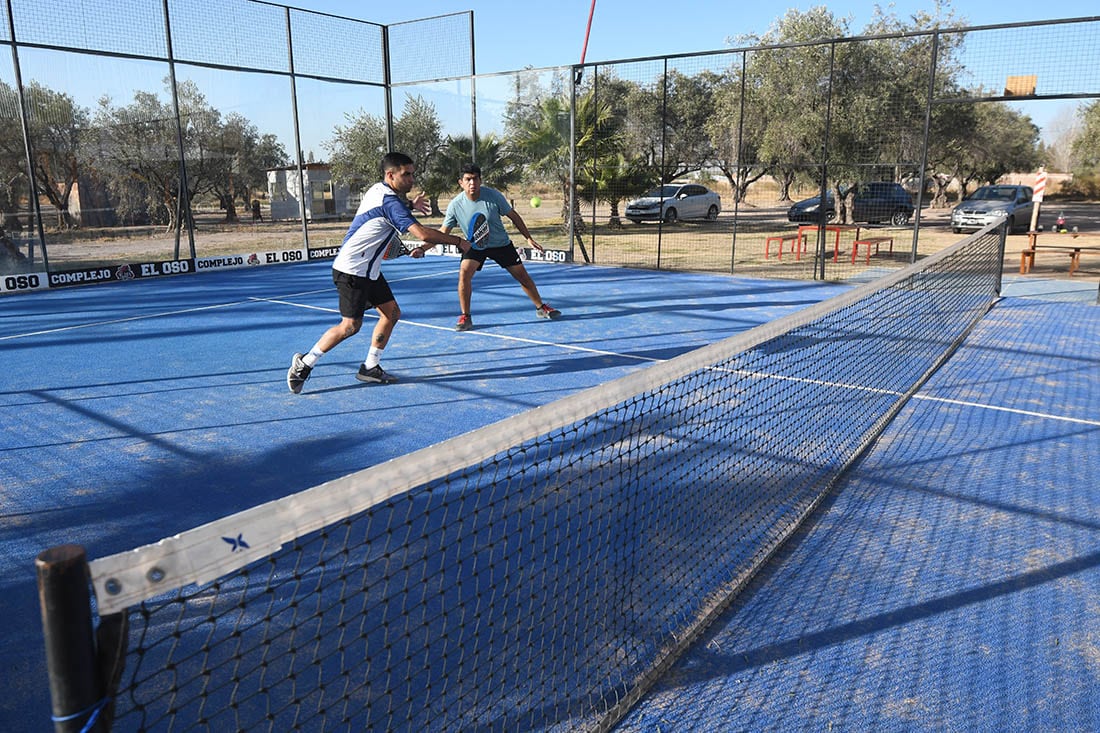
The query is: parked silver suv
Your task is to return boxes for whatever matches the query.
[951,184,1033,234]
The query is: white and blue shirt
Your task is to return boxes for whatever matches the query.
[332,182,418,279]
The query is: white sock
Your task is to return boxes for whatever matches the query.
[302,344,325,368]
[364,346,384,369]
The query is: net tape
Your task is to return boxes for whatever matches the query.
[89,227,1003,731]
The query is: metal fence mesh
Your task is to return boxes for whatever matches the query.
[0,9,1097,288]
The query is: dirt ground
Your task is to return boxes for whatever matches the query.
[5,198,1098,283]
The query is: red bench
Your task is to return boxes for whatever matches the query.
[851,236,894,264]
[765,234,805,260]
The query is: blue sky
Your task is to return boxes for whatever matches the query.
[282,1,1097,141]
[286,1,1097,74]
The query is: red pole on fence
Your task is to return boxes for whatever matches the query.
[580,0,597,65]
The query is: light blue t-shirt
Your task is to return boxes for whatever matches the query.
[442,186,513,248]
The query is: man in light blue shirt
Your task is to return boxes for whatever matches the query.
[439,163,561,332]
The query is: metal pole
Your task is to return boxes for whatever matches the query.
[382,25,394,152]
[656,57,668,270]
[730,51,747,273]
[588,67,598,260]
[995,220,1007,296]
[5,0,48,268]
[817,43,837,281]
[469,11,477,162]
[285,7,309,248]
[568,66,577,261]
[914,31,940,263]
[36,544,103,733]
[162,0,195,260]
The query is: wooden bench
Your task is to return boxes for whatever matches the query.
[765,234,805,260]
[1019,244,1100,275]
[851,236,894,264]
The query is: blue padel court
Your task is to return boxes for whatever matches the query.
[3,255,1099,731]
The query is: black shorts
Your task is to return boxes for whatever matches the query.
[461,243,522,271]
[332,269,395,318]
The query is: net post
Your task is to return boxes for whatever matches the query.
[36,544,105,733]
[995,220,1008,295]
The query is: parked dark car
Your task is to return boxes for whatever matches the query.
[950,184,1034,234]
[625,183,721,224]
[787,192,837,223]
[850,181,914,225]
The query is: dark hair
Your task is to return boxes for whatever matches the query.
[381,152,414,173]
[459,162,482,178]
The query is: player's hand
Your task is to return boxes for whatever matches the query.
[527,237,545,252]
[410,193,430,215]
[458,238,472,253]
[410,246,425,258]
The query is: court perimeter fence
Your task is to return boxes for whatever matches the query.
[0,4,1097,294]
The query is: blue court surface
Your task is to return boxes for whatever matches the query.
[1,256,844,731]
[617,295,1100,731]
[2,256,1098,731]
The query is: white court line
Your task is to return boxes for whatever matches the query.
[1,299,257,341]
[11,269,1090,427]
[254,294,662,364]
[910,394,1100,428]
[756,368,1099,428]
[2,269,458,341]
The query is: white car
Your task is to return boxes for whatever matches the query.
[625,184,721,224]
[951,184,1034,234]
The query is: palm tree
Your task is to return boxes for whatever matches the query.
[424,132,520,215]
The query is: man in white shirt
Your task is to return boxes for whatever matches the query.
[287,152,471,394]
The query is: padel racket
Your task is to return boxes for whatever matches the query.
[466,212,491,250]
[382,230,417,260]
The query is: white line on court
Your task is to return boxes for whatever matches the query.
[726,368,1100,429]
[254,294,662,364]
[1,299,265,341]
[12,269,1089,428]
[909,394,1100,428]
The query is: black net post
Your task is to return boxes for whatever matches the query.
[36,544,104,733]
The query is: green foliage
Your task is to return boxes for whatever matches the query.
[422,132,520,215]
[1061,173,1100,199]
[92,79,289,229]
[1070,101,1100,175]
[326,94,444,195]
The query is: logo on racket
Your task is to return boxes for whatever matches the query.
[382,229,415,260]
[466,212,491,250]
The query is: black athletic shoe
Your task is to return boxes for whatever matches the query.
[536,303,561,320]
[356,364,398,384]
[456,313,473,331]
[287,353,312,394]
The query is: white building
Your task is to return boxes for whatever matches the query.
[266,163,358,221]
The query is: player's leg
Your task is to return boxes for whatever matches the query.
[455,256,480,331]
[287,316,362,393]
[502,258,561,319]
[356,279,400,384]
[288,271,367,393]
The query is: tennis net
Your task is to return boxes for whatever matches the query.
[38,226,1005,732]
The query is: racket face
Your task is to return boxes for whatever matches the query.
[466,212,490,250]
[382,231,409,260]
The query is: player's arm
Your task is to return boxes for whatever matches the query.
[407,222,470,255]
[505,209,544,252]
[407,224,454,258]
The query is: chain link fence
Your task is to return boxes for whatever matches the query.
[1,5,1098,293]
